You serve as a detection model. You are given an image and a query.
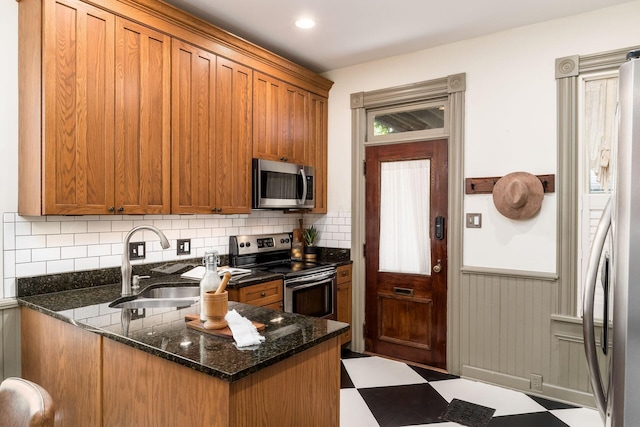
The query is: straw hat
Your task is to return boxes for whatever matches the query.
[492,172,544,220]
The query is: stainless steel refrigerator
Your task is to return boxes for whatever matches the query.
[583,49,640,426]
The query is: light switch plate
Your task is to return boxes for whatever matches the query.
[177,238,191,255]
[128,241,146,260]
[466,213,482,228]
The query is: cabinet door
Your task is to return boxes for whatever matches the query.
[215,57,253,213]
[115,18,171,214]
[308,94,328,213]
[281,84,309,165]
[253,71,282,162]
[171,39,217,214]
[42,0,115,214]
[336,265,353,345]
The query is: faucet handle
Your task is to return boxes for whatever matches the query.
[131,275,150,290]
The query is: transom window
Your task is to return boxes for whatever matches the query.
[367,101,447,143]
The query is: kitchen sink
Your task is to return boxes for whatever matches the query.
[109,282,200,309]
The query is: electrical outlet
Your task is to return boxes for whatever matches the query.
[177,238,191,255]
[130,308,146,320]
[530,373,543,391]
[128,241,146,260]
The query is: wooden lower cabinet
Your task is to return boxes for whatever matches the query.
[227,279,283,311]
[336,264,353,345]
[21,308,102,427]
[22,306,340,427]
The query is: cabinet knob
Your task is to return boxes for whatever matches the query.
[117,207,124,212]
[341,271,348,276]
[260,292,266,297]
[280,157,288,162]
[108,206,115,212]
[212,208,216,213]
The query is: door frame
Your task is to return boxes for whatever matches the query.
[350,74,466,373]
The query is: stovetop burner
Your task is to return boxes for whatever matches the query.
[229,233,335,279]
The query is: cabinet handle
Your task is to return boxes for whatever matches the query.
[218,208,223,213]
[117,207,124,212]
[108,206,115,212]
[280,157,288,162]
[212,208,216,213]
[341,271,348,277]
[260,292,266,297]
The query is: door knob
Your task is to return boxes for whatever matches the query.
[433,259,442,273]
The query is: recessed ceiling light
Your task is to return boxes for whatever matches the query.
[295,18,316,29]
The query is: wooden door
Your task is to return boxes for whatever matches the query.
[281,84,309,165]
[253,71,282,162]
[43,0,115,214]
[215,57,253,214]
[171,39,217,214]
[365,140,448,369]
[308,94,328,213]
[115,18,171,214]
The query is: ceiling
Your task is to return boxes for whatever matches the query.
[162,0,634,73]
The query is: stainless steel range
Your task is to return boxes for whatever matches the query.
[229,233,337,319]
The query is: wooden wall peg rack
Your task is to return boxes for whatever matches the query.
[465,174,555,194]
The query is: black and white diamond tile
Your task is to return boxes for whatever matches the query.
[340,351,603,427]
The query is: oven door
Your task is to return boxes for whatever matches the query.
[284,270,336,319]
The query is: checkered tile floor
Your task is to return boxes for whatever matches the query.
[340,351,603,427]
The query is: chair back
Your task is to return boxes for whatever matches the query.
[0,377,55,427]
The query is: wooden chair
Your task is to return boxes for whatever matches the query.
[0,377,55,427]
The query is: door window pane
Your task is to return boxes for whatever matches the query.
[378,159,431,274]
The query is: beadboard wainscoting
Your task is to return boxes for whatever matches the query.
[0,299,20,380]
[459,267,608,407]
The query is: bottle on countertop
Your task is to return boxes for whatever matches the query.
[200,249,221,322]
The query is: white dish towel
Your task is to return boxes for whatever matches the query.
[225,309,265,348]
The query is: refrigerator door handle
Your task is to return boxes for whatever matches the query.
[583,198,611,421]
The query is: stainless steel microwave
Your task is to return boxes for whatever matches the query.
[252,158,314,209]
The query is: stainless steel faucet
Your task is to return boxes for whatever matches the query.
[121,225,170,296]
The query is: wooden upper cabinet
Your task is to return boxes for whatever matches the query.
[215,57,253,214]
[308,94,328,214]
[171,40,252,214]
[34,0,116,215]
[171,39,217,214]
[253,72,309,166]
[115,18,171,214]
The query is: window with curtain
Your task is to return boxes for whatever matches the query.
[378,159,431,274]
[577,72,618,319]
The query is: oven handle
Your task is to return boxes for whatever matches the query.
[285,270,336,286]
[286,276,335,291]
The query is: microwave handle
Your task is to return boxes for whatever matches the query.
[300,168,307,205]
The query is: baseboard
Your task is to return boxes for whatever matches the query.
[461,365,596,408]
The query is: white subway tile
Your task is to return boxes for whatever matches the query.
[16,215,45,223]
[75,257,100,271]
[224,227,239,236]
[333,217,346,225]
[46,234,75,247]
[15,235,46,249]
[171,220,189,229]
[100,232,124,244]
[162,229,180,241]
[73,304,100,319]
[75,233,100,245]
[4,251,15,278]
[4,222,15,250]
[31,221,62,235]
[339,225,351,233]
[4,278,16,299]
[87,221,111,233]
[83,216,101,221]
[325,224,340,233]
[204,219,219,228]
[3,213,15,223]
[16,262,46,277]
[99,255,120,269]
[211,228,226,237]
[60,221,88,234]
[15,249,31,263]
[143,215,164,220]
[46,215,75,222]
[179,229,198,239]
[111,220,135,232]
[85,314,113,328]
[152,220,172,230]
[61,246,87,259]
[339,241,351,249]
[218,219,233,227]
[188,219,205,229]
[196,228,212,238]
[15,222,32,236]
[88,244,111,257]
[32,248,61,262]
[46,259,74,274]
[111,244,124,256]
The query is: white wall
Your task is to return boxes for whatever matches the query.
[0,0,18,293]
[323,1,640,273]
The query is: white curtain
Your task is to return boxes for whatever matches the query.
[378,159,431,274]
[584,77,618,191]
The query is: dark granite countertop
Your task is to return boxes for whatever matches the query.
[18,279,349,383]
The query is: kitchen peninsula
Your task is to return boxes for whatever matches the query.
[18,274,347,426]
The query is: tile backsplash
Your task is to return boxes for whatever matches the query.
[3,211,351,299]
